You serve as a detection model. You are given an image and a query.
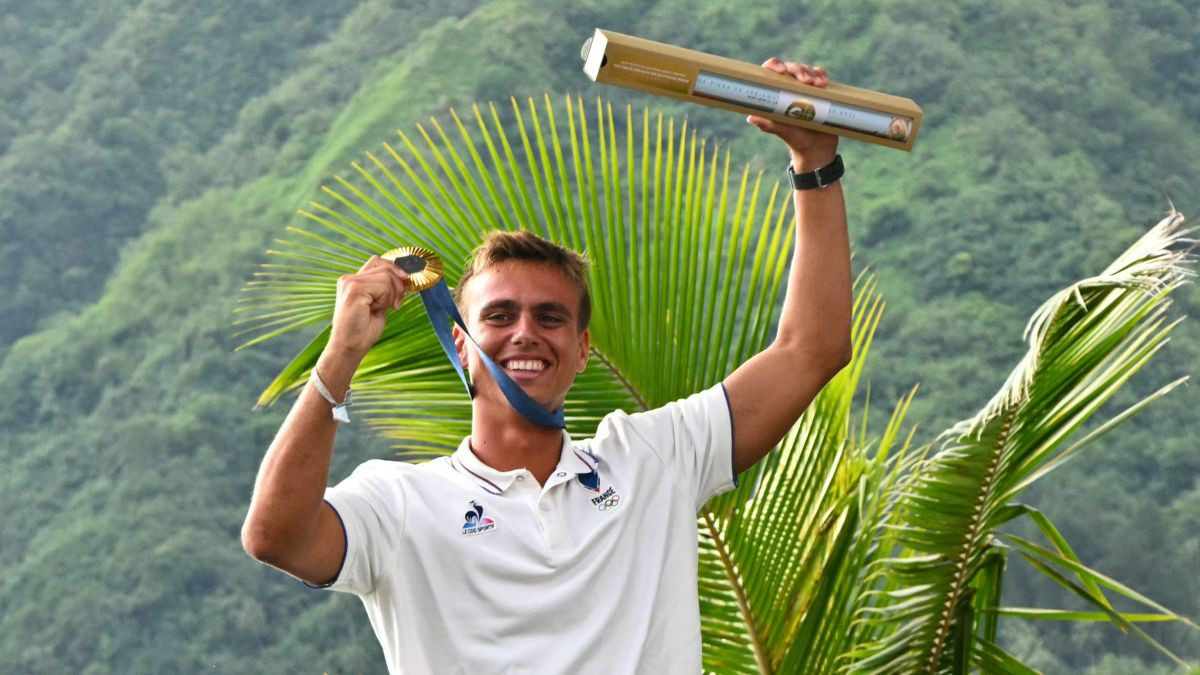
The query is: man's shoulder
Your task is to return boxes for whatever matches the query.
[340,456,453,488]
[589,384,729,435]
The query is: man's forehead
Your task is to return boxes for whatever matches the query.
[462,261,578,305]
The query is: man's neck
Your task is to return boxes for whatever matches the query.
[469,404,564,485]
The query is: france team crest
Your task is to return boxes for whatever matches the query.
[578,467,621,513]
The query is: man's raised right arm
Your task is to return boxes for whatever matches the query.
[241,257,408,585]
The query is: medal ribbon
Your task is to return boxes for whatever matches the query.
[391,251,566,429]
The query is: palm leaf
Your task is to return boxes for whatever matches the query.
[696,272,927,674]
[848,211,1195,673]
[238,93,802,443]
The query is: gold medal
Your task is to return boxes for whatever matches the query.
[381,246,444,292]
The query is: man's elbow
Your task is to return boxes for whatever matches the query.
[241,518,288,566]
[820,339,853,383]
[834,339,853,372]
[241,521,269,562]
[777,333,852,382]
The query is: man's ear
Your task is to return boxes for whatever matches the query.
[576,329,590,373]
[452,325,468,368]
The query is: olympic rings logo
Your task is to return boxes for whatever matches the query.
[596,494,621,512]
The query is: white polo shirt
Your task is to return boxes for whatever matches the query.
[322,384,736,674]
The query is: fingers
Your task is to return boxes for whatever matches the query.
[341,257,411,311]
[761,57,829,87]
[761,56,788,74]
[327,257,411,357]
[753,58,838,160]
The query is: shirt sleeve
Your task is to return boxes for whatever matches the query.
[320,460,407,596]
[604,383,736,511]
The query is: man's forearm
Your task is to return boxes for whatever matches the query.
[241,348,358,566]
[723,143,853,471]
[242,256,407,581]
[775,147,853,361]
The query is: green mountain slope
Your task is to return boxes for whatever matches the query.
[0,0,1195,671]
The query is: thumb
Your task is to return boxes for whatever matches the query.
[746,114,770,131]
[746,114,782,135]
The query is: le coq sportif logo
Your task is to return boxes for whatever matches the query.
[461,500,496,536]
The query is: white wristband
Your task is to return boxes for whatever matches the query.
[310,369,351,423]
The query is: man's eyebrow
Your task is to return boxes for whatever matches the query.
[477,299,520,315]
[533,301,573,316]
[476,299,574,317]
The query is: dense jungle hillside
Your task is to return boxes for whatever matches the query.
[0,0,1196,672]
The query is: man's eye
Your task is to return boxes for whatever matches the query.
[484,313,512,322]
[540,314,566,325]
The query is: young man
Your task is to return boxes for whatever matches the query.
[242,58,851,673]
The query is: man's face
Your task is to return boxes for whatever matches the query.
[454,261,590,413]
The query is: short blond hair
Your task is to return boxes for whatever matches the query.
[454,230,591,329]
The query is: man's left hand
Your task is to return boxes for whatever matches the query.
[746,57,839,170]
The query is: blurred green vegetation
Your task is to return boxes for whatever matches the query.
[0,0,1196,671]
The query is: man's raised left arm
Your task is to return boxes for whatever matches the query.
[723,59,853,474]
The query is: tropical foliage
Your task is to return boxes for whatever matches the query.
[848,212,1197,673]
[240,95,1197,673]
[4,1,1199,671]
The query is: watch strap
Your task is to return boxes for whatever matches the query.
[787,154,844,190]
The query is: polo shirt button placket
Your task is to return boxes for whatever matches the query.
[534,499,570,554]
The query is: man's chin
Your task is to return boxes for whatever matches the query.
[475,378,567,412]
[524,386,565,411]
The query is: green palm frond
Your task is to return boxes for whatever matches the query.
[238,96,795,444]
[849,211,1195,673]
[696,272,922,674]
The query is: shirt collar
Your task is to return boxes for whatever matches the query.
[450,432,598,494]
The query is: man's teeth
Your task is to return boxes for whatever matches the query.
[506,360,545,372]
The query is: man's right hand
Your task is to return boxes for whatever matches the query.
[327,256,411,359]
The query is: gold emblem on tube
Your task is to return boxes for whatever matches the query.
[381,246,444,292]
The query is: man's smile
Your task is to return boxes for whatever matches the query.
[501,357,551,382]
[503,358,548,372]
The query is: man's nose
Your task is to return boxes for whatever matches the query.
[510,312,541,344]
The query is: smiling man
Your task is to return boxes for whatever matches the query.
[242,58,852,674]
[451,242,593,485]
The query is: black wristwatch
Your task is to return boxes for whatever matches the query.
[787,154,844,190]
